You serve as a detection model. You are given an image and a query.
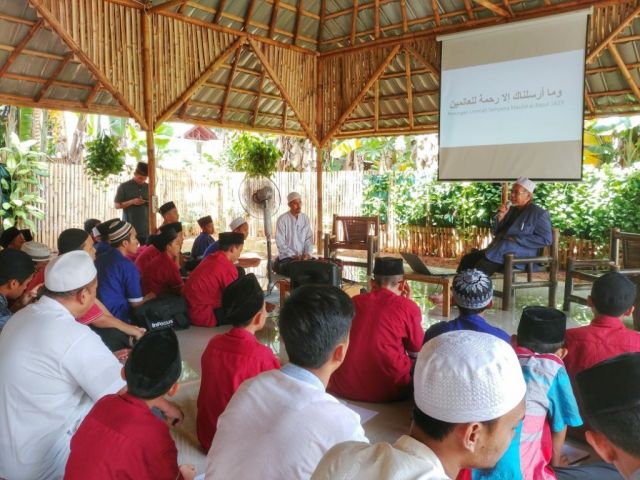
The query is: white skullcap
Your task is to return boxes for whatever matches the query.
[229,217,247,231]
[515,177,536,193]
[21,241,52,262]
[91,226,100,238]
[415,330,526,423]
[287,191,301,203]
[44,250,96,292]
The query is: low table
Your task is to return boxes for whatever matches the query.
[404,273,455,318]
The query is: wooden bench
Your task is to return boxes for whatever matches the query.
[323,215,380,276]
[563,229,640,317]
[493,227,560,311]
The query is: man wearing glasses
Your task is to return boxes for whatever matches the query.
[456,177,552,276]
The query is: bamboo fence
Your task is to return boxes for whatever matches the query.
[31,165,601,264]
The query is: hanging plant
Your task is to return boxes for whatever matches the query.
[225,133,281,178]
[84,133,125,184]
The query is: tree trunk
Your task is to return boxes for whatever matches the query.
[68,114,87,164]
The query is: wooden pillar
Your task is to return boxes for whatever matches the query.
[142,11,157,234]
[316,145,324,252]
[501,182,509,205]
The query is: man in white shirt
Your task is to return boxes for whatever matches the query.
[205,285,368,480]
[312,331,527,480]
[274,191,313,276]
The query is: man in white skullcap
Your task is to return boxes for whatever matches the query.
[202,216,260,268]
[274,191,314,276]
[312,330,527,480]
[457,177,552,276]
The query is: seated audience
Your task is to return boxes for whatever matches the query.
[197,274,280,451]
[0,251,126,479]
[457,178,552,275]
[274,191,313,275]
[95,220,154,323]
[136,222,183,273]
[312,330,526,480]
[58,227,145,352]
[65,329,196,480]
[93,219,116,257]
[22,241,52,293]
[577,353,640,480]
[191,215,215,259]
[328,257,423,402]
[424,269,509,344]
[205,285,367,479]
[142,227,183,296]
[159,201,179,227]
[564,272,639,383]
[0,249,35,329]
[0,226,31,250]
[84,218,101,241]
[203,216,260,268]
[184,232,243,327]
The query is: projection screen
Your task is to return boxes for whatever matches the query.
[438,10,590,181]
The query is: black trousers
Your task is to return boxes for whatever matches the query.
[90,326,130,352]
[273,257,294,277]
[457,249,503,276]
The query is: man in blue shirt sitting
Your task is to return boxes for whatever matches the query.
[424,269,510,344]
[191,215,215,260]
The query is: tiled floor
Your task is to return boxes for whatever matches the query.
[172,249,628,475]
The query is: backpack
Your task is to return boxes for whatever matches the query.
[132,294,190,331]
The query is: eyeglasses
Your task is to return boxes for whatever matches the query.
[510,190,528,196]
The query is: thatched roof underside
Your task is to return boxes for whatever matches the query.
[1,0,640,146]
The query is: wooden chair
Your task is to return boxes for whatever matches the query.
[493,228,560,311]
[563,228,640,311]
[323,215,380,275]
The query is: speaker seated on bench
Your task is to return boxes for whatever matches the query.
[289,260,341,290]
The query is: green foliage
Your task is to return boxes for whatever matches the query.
[0,133,48,231]
[225,133,281,178]
[126,123,175,162]
[362,165,640,246]
[84,133,125,184]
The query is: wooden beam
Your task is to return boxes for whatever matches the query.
[0,12,36,27]
[252,71,267,127]
[34,52,73,102]
[503,0,515,16]
[474,0,510,17]
[148,0,188,14]
[374,0,380,39]
[589,88,632,98]
[345,110,439,123]
[269,0,280,37]
[334,124,439,139]
[351,0,359,46]
[316,145,324,252]
[584,90,596,114]
[463,0,475,20]
[2,72,92,91]
[282,103,288,131]
[400,0,409,33]
[321,44,401,146]
[251,0,280,127]
[220,48,242,122]
[29,0,147,128]
[586,3,640,64]
[146,129,157,234]
[406,44,440,82]
[213,0,226,24]
[0,92,127,117]
[248,37,319,146]
[588,62,640,74]
[157,36,244,124]
[609,43,640,103]
[432,0,441,27]
[293,0,303,46]
[177,113,307,137]
[84,83,101,107]
[244,0,257,30]
[404,47,414,128]
[374,81,379,131]
[0,19,43,78]
[142,12,156,234]
[319,0,326,45]
[205,80,280,100]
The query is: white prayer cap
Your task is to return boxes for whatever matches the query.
[44,250,96,292]
[229,216,247,231]
[515,177,536,194]
[21,241,52,262]
[287,191,302,203]
[415,331,526,423]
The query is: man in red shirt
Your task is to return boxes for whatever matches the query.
[65,329,196,480]
[197,273,280,451]
[564,271,639,383]
[328,257,424,402]
[142,228,183,296]
[184,232,244,327]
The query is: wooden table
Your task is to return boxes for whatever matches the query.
[404,272,454,317]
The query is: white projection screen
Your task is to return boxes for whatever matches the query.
[438,10,590,181]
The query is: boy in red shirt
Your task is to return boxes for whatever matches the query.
[141,227,183,296]
[65,329,195,480]
[197,273,280,451]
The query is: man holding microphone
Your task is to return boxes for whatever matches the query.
[456,177,553,276]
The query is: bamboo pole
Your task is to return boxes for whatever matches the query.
[432,0,441,26]
[586,3,640,63]
[406,45,440,82]
[34,52,74,102]
[142,11,156,234]
[474,0,510,17]
[0,19,43,78]
[404,47,414,128]
[609,43,640,102]
[316,145,324,252]
[350,0,359,46]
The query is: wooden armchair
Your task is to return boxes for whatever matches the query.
[563,228,640,312]
[494,228,560,311]
[323,215,380,275]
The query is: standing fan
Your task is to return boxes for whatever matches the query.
[239,176,281,292]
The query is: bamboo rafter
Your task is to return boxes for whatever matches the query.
[351,0,359,46]
[0,18,43,78]
[219,47,242,122]
[609,43,640,102]
[586,2,640,63]
[33,52,74,102]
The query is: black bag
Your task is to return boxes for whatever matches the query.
[132,294,190,331]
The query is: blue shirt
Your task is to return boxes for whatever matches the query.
[0,294,11,330]
[423,313,511,344]
[191,232,215,259]
[94,241,112,257]
[202,240,220,258]
[95,248,143,323]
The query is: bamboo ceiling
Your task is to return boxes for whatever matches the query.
[1,0,640,146]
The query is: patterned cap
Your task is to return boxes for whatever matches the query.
[22,241,52,262]
[106,219,133,245]
[452,269,493,309]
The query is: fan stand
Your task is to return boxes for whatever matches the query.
[260,200,277,295]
